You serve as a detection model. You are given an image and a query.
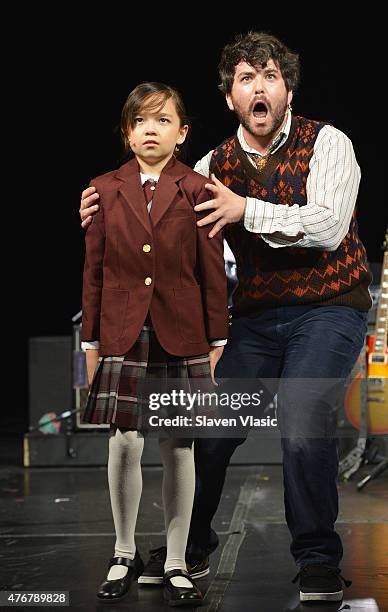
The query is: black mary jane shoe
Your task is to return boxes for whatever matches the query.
[96,551,144,602]
[163,569,203,607]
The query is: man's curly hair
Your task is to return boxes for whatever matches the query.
[218,31,300,94]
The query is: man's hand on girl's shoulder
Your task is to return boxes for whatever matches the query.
[80,186,100,229]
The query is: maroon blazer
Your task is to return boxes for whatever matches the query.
[81,156,229,356]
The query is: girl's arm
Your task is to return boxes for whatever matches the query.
[195,183,229,344]
[81,182,105,344]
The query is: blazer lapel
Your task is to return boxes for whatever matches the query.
[150,157,187,227]
[115,156,188,231]
[115,160,152,235]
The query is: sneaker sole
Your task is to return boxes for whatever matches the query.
[138,575,163,585]
[300,590,343,602]
[138,566,210,585]
[190,567,210,579]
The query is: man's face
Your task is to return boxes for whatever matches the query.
[226,60,293,141]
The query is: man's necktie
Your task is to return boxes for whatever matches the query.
[143,179,157,207]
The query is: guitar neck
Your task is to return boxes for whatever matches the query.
[371,250,388,361]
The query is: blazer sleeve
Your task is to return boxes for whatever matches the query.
[195,183,229,342]
[81,187,105,342]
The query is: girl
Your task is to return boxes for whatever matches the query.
[81,82,229,606]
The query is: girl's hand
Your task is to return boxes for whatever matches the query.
[85,349,100,385]
[209,345,224,385]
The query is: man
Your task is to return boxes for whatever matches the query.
[80,32,371,603]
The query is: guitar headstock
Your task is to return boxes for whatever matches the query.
[383,226,388,251]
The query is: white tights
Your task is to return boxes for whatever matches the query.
[106,427,195,587]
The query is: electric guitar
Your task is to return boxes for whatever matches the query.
[344,229,388,434]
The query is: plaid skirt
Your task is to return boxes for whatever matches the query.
[82,321,215,432]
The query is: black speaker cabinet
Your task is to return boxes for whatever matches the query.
[28,336,72,432]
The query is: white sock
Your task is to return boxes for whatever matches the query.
[160,438,195,589]
[106,427,144,581]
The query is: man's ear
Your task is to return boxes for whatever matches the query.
[287,90,293,106]
[226,93,235,112]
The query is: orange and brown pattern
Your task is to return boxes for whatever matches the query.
[210,116,372,316]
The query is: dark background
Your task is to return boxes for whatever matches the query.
[11,17,383,434]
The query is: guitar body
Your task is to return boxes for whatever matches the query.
[345,233,388,434]
[345,355,388,434]
[340,230,388,483]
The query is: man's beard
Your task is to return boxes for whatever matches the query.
[236,99,288,140]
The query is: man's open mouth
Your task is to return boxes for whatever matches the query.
[252,101,268,118]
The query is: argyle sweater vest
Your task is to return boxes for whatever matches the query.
[209,116,372,317]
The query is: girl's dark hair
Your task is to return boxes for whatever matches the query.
[218,31,300,94]
[120,82,190,158]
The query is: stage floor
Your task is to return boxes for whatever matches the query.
[0,460,387,611]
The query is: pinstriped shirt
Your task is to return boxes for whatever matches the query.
[194,113,361,252]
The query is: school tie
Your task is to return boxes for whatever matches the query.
[142,179,157,207]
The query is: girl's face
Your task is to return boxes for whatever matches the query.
[127,97,188,164]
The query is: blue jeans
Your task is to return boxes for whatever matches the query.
[187,305,368,568]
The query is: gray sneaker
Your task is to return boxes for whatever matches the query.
[138,546,166,585]
[138,546,210,585]
[293,565,351,602]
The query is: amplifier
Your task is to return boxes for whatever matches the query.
[28,336,73,432]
